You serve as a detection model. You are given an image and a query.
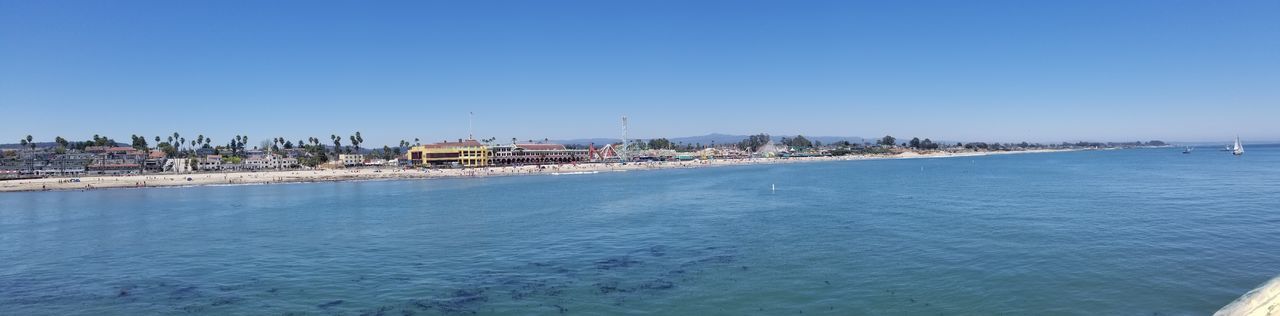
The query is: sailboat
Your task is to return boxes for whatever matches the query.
[1182,146,1193,154]
[1232,137,1244,156]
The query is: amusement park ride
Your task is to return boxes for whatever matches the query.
[586,116,631,162]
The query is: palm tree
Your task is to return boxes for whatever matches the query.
[354,131,363,152]
[331,135,341,156]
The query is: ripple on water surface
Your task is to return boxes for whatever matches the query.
[1,147,1279,315]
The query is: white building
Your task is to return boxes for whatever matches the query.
[339,154,364,167]
[245,154,297,170]
[197,155,223,171]
[165,158,194,173]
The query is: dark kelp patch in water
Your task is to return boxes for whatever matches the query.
[594,256,640,270]
[210,296,242,306]
[648,245,668,257]
[169,286,201,301]
[318,299,344,308]
[638,279,675,290]
[405,287,490,314]
[84,244,743,314]
[507,278,567,300]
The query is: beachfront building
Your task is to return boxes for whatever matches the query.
[83,146,147,175]
[488,143,589,166]
[406,139,489,167]
[87,160,142,175]
[197,155,223,171]
[363,158,398,166]
[245,154,297,170]
[143,150,167,172]
[35,153,93,176]
[339,154,364,167]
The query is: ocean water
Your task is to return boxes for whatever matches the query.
[2,147,1278,315]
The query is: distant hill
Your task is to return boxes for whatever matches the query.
[553,133,867,146]
[0,142,56,150]
[548,138,620,146]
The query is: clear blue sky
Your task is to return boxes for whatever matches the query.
[2,0,1277,146]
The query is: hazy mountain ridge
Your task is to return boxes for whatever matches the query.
[552,133,867,146]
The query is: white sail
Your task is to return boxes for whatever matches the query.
[1233,137,1244,155]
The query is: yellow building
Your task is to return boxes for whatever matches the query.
[406,139,488,167]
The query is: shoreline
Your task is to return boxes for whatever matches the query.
[0,149,1079,193]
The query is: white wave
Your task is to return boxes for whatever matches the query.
[551,171,599,176]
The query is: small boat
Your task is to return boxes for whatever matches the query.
[1182,147,1193,154]
[1232,136,1244,156]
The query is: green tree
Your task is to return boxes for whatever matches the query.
[737,133,771,151]
[158,142,177,157]
[879,135,897,146]
[130,134,149,151]
[909,137,921,149]
[647,138,672,150]
[791,135,812,148]
[355,132,364,151]
[331,135,342,156]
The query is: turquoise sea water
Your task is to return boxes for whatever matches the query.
[2,147,1279,315]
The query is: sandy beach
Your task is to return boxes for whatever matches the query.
[0,149,1074,193]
